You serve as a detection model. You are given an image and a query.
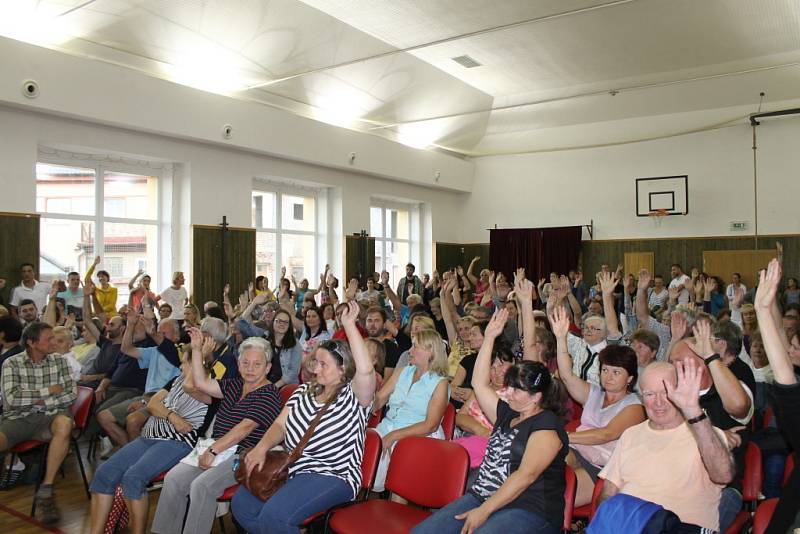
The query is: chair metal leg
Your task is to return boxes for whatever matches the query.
[73,438,90,497]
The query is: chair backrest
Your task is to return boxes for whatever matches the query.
[564,419,581,433]
[589,477,605,520]
[784,453,795,487]
[385,436,469,508]
[752,498,778,534]
[367,409,383,429]
[360,429,382,492]
[279,384,299,407]
[742,441,763,502]
[442,403,456,440]
[70,386,95,430]
[563,465,577,532]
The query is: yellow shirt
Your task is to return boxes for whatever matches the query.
[95,285,118,316]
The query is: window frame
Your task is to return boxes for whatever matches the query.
[371,200,416,289]
[252,182,320,285]
[35,155,162,304]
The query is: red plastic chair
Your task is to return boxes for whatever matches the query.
[367,410,383,428]
[573,477,604,521]
[783,453,794,487]
[279,384,300,407]
[441,403,456,440]
[564,419,581,433]
[752,498,778,534]
[329,436,470,534]
[563,465,577,532]
[70,385,95,496]
[7,440,49,515]
[762,406,774,429]
[723,442,763,534]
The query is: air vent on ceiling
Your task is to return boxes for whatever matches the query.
[451,55,482,68]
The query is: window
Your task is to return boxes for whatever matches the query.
[252,189,317,287]
[371,204,412,289]
[36,162,160,309]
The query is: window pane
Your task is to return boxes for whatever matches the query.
[36,163,95,216]
[370,207,383,238]
[385,241,409,291]
[103,222,158,308]
[40,218,95,281]
[281,194,315,232]
[103,171,157,220]
[256,231,277,285]
[252,192,276,228]
[386,208,409,240]
[281,234,315,282]
[375,240,384,275]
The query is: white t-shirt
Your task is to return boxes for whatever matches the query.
[726,283,747,323]
[10,281,51,312]
[668,274,690,304]
[160,286,188,319]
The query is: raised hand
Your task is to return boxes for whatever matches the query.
[126,307,139,325]
[670,311,688,340]
[223,283,230,296]
[252,292,269,305]
[776,241,783,264]
[638,269,651,291]
[83,280,95,295]
[574,271,583,285]
[380,270,389,285]
[686,319,714,359]
[548,306,570,339]
[665,358,704,418]
[691,267,700,279]
[340,300,360,327]
[92,255,101,266]
[703,277,715,298]
[484,308,509,339]
[488,271,496,285]
[599,271,618,297]
[754,258,781,310]
[64,313,76,330]
[49,280,60,299]
[514,277,534,302]
[668,285,681,301]
[188,327,204,352]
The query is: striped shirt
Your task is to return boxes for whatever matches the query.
[213,378,281,449]
[141,375,209,448]
[284,383,370,498]
[1,352,77,419]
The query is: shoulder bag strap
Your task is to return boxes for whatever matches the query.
[286,391,336,463]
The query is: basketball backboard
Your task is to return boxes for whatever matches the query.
[635,175,688,216]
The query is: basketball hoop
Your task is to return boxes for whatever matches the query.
[648,209,669,227]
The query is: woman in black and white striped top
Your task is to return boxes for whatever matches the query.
[232,301,376,534]
[89,353,212,534]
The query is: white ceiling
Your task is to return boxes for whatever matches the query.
[3,0,800,156]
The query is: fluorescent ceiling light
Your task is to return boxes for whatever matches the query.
[0,1,73,46]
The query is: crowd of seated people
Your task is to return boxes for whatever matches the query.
[0,249,798,534]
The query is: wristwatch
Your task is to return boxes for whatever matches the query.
[208,448,218,456]
[703,353,721,366]
[686,410,708,425]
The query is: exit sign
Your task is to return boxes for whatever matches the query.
[730,221,748,231]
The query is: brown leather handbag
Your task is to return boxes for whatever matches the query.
[235,396,333,502]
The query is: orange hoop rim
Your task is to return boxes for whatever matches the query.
[648,209,669,217]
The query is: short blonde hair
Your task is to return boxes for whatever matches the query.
[0,305,8,317]
[414,329,448,377]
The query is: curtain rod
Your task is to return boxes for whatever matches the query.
[486,220,594,239]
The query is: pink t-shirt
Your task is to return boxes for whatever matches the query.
[570,385,641,467]
[600,420,728,530]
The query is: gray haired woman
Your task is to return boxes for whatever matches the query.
[151,334,282,534]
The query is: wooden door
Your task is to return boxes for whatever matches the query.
[702,249,776,288]
[624,252,654,277]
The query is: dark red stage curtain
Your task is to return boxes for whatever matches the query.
[489,227,582,283]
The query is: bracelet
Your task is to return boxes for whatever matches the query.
[703,353,721,366]
[166,410,175,420]
[208,448,218,456]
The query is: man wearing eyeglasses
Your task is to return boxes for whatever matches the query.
[567,272,623,386]
[599,360,734,532]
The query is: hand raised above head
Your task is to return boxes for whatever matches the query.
[664,358,704,417]
[548,306,570,339]
[484,308,509,339]
[754,258,782,310]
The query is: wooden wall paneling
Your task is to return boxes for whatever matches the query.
[435,243,490,275]
[583,235,797,286]
[345,235,375,285]
[0,212,40,306]
[192,225,255,311]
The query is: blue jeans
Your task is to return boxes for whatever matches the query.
[717,486,742,533]
[89,437,191,500]
[231,472,353,534]
[412,493,559,534]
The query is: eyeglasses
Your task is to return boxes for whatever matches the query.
[640,390,669,401]
[582,326,603,333]
[274,319,290,326]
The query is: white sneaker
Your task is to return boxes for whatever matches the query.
[99,437,113,457]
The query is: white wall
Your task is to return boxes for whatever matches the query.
[462,116,800,243]
[0,106,465,286]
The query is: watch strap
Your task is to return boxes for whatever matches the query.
[686,411,708,425]
[703,353,721,366]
